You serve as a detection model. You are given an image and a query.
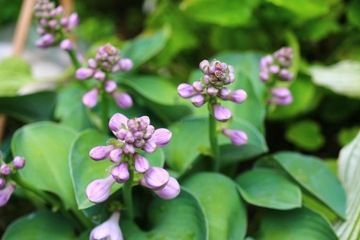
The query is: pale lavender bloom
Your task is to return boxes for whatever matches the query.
[192,81,204,92]
[0,164,10,175]
[207,86,219,97]
[59,39,73,51]
[118,58,133,72]
[105,80,117,93]
[82,88,99,108]
[86,175,116,203]
[108,149,123,164]
[134,154,150,173]
[0,178,6,189]
[0,184,16,207]
[65,13,79,31]
[13,156,26,169]
[279,69,294,81]
[113,92,133,109]
[93,71,106,81]
[191,95,206,107]
[111,162,130,183]
[154,177,180,200]
[269,87,293,105]
[150,128,172,147]
[143,167,169,190]
[212,103,232,122]
[219,87,231,100]
[199,60,210,73]
[88,58,97,69]
[109,113,128,133]
[76,67,94,80]
[222,128,248,146]
[143,141,156,153]
[259,71,269,82]
[269,65,280,74]
[89,145,115,161]
[230,89,247,103]
[90,211,123,240]
[36,33,55,48]
[177,84,198,98]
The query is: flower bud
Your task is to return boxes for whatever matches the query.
[13,156,26,169]
[177,83,198,98]
[134,154,150,173]
[90,211,123,240]
[76,67,94,80]
[192,81,204,92]
[0,184,16,207]
[154,177,180,200]
[0,178,6,189]
[89,145,115,161]
[150,128,172,147]
[143,140,156,153]
[212,103,232,122]
[82,88,99,108]
[118,58,133,72]
[108,149,123,164]
[0,164,10,175]
[86,176,116,203]
[105,80,117,93]
[143,167,169,190]
[109,113,128,133]
[111,162,130,183]
[113,92,133,109]
[88,58,97,69]
[269,87,293,105]
[191,95,206,107]
[59,39,73,51]
[230,89,247,103]
[93,70,106,81]
[219,87,231,100]
[222,128,248,146]
[199,60,210,73]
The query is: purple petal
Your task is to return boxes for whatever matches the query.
[90,211,123,240]
[76,67,94,80]
[59,39,73,51]
[86,176,116,203]
[0,184,16,207]
[13,156,26,169]
[134,154,150,173]
[212,103,232,122]
[118,58,133,72]
[143,140,156,153]
[82,88,98,108]
[150,128,172,147]
[144,167,169,190]
[108,149,123,164]
[109,113,128,133]
[111,163,130,183]
[154,177,180,200]
[113,92,133,109]
[191,95,206,107]
[177,83,197,98]
[222,128,248,146]
[230,89,247,103]
[89,145,115,161]
[105,80,118,93]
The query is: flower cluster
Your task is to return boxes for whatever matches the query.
[259,47,294,105]
[86,113,180,203]
[0,156,26,207]
[178,59,247,122]
[90,211,123,240]
[33,0,78,50]
[76,44,133,109]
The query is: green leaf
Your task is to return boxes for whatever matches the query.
[54,82,93,131]
[0,56,33,97]
[2,210,75,240]
[334,130,360,239]
[257,208,337,240]
[236,168,301,210]
[11,122,77,209]
[0,91,56,122]
[180,0,261,27]
[347,0,360,28]
[285,119,325,151]
[272,151,346,218]
[182,172,247,240]
[70,129,165,209]
[121,28,169,69]
[121,190,207,240]
[338,126,360,147]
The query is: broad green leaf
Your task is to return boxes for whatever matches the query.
[182,172,247,240]
[347,0,360,28]
[302,192,338,224]
[70,129,165,209]
[122,75,192,123]
[257,208,337,240]
[0,91,55,122]
[2,210,75,240]
[54,82,93,131]
[266,0,330,20]
[334,131,360,240]
[121,190,208,240]
[121,28,169,69]
[310,61,360,99]
[180,0,261,27]
[338,126,360,147]
[285,119,325,151]
[272,152,346,218]
[12,122,77,209]
[0,56,33,96]
[236,168,301,210]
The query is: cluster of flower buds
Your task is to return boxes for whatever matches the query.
[33,0,78,50]
[90,211,123,240]
[86,113,180,203]
[0,156,26,207]
[76,44,133,109]
[177,59,247,122]
[259,47,294,106]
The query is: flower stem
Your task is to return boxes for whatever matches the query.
[122,169,134,221]
[209,112,220,172]
[67,48,81,69]
[71,208,92,229]
[100,87,109,132]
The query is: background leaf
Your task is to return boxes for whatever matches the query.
[11,122,77,209]
[2,210,75,240]
[182,172,247,240]
[236,168,301,210]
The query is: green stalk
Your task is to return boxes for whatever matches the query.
[67,48,81,69]
[100,86,109,132]
[209,111,220,172]
[71,209,92,229]
[122,169,134,221]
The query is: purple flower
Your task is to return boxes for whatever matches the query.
[89,145,115,161]
[113,92,133,109]
[82,88,99,108]
[212,103,232,122]
[134,154,150,173]
[108,149,123,164]
[105,81,117,93]
[0,178,6,189]
[111,162,130,183]
[59,39,73,51]
[86,175,116,203]
[93,71,106,81]
[177,84,198,98]
[0,164,10,175]
[118,58,133,72]
[230,89,247,103]
[13,156,26,169]
[222,128,248,146]
[0,184,16,207]
[90,211,123,240]
[269,87,293,105]
[154,177,180,200]
[143,167,169,190]
[149,128,172,147]
[191,95,206,107]
[76,68,94,80]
